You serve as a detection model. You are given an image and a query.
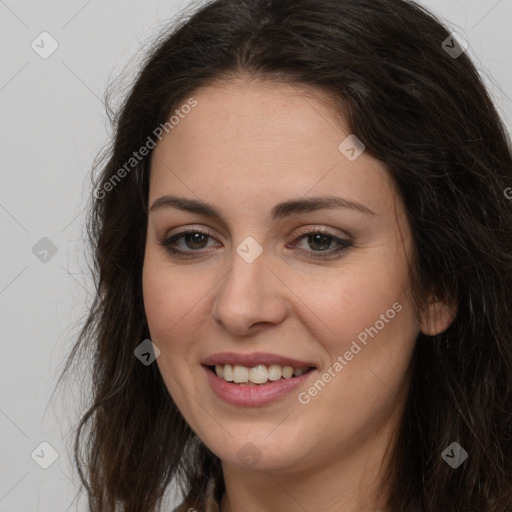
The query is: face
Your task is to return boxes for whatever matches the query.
[142,77,422,476]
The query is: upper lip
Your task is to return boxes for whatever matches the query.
[201,352,316,368]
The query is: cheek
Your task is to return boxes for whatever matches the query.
[290,257,413,354]
[142,250,204,342]
[297,261,418,415]
[142,253,205,419]
[142,264,174,341]
[290,266,418,454]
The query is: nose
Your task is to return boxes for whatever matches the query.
[210,245,289,336]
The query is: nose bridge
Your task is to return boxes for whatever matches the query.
[211,238,286,333]
[217,240,267,312]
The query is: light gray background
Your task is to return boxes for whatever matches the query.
[1,1,511,511]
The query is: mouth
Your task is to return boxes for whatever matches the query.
[201,352,318,405]
[206,363,315,385]
[202,361,317,407]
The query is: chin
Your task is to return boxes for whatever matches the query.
[202,423,315,472]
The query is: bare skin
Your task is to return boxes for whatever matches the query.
[142,76,455,512]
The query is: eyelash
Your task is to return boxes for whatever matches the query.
[159,226,352,260]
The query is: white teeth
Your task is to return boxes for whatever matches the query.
[268,364,282,381]
[233,365,249,383]
[282,366,294,378]
[249,364,269,384]
[213,363,310,384]
[223,364,234,382]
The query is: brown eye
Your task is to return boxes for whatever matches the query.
[290,230,352,260]
[305,233,337,251]
[160,229,219,257]
[181,232,209,249]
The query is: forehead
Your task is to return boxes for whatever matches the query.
[156,77,346,153]
[149,78,396,220]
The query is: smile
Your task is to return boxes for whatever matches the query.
[211,363,313,385]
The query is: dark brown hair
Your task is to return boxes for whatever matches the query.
[57,0,512,510]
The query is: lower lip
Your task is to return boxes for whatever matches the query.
[203,366,315,407]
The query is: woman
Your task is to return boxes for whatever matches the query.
[58,0,512,511]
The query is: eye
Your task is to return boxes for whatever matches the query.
[159,226,352,260]
[160,227,219,257]
[289,228,352,259]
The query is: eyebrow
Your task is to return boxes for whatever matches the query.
[149,194,377,219]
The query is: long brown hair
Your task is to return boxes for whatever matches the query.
[56,0,512,510]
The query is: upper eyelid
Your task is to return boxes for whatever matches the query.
[161,228,352,262]
[163,226,350,248]
[164,224,350,240]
